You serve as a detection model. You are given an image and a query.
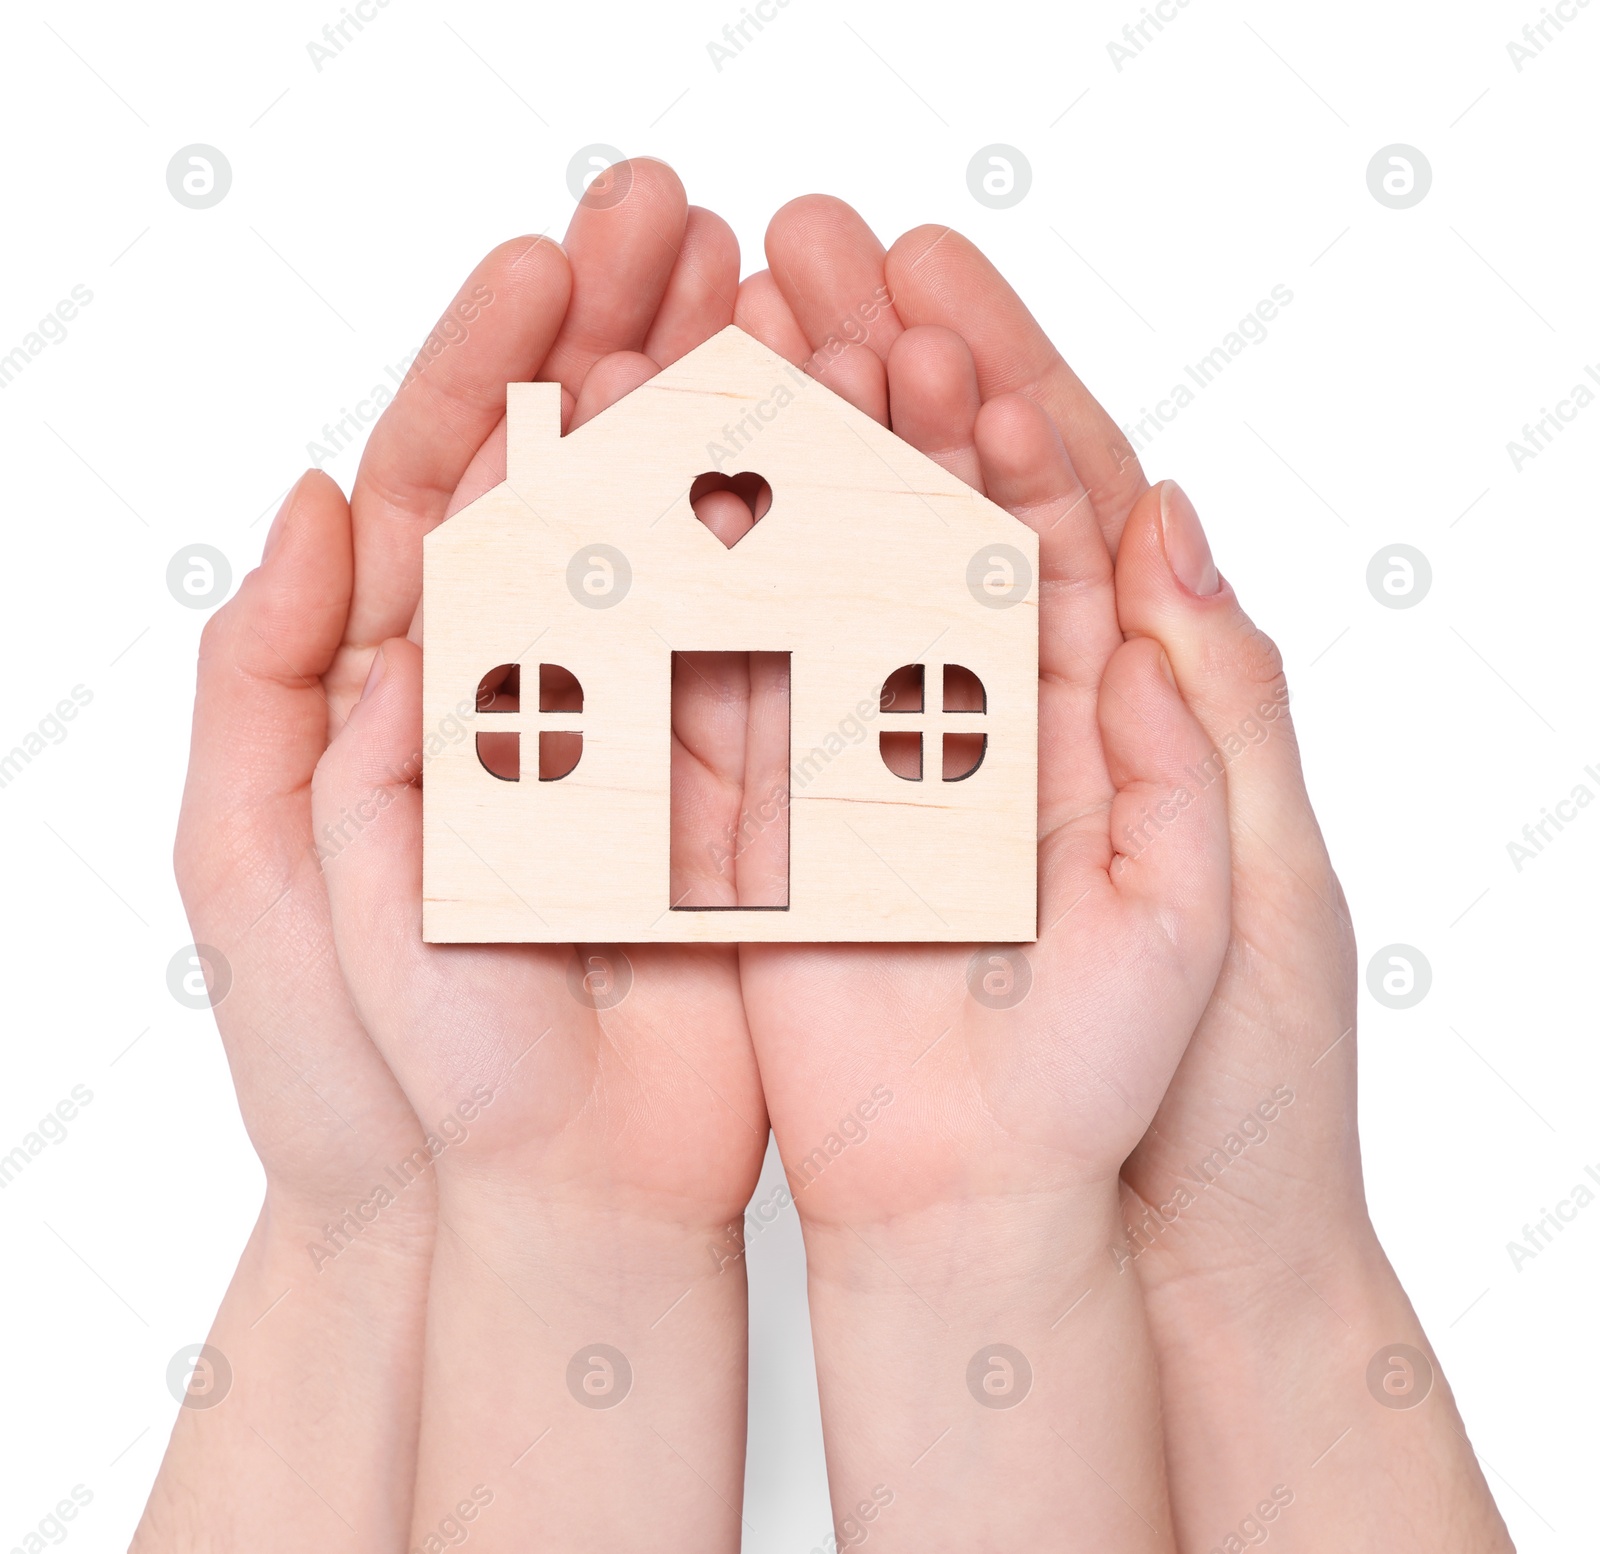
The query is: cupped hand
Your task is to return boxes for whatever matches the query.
[732,204,1232,1225]
[175,421,424,1230]
[725,200,1234,1553]
[304,161,772,1553]
[739,195,1509,1551]
[310,160,768,1226]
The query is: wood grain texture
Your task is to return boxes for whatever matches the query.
[422,325,1038,943]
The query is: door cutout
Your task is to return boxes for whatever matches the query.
[669,651,790,910]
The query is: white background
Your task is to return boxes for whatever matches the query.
[1,0,1595,1548]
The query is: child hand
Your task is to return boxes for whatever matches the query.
[732,199,1233,1550]
[308,161,768,1552]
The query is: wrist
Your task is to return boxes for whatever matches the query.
[408,1164,753,1553]
[260,1174,438,1285]
[1128,1182,1384,1342]
[434,1167,746,1286]
[135,1189,433,1554]
[1137,1211,1515,1551]
[1140,1206,1413,1380]
[796,1184,1177,1553]
[801,1184,1125,1341]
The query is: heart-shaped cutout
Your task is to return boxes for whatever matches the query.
[689,471,773,549]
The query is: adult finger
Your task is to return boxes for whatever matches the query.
[732,270,812,365]
[885,225,1147,547]
[539,158,690,399]
[179,470,351,863]
[1113,482,1334,889]
[312,637,429,972]
[642,206,741,367]
[764,194,902,422]
[1097,636,1231,973]
[885,325,984,492]
[346,236,571,669]
[569,350,661,430]
[973,394,1120,856]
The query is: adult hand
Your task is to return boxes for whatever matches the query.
[1112,482,1512,1551]
[309,160,769,1554]
[142,463,432,1554]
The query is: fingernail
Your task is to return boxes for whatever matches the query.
[1159,481,1220,597]
[264,471,313,562]
[360,646,387,701]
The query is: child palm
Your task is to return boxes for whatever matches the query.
[306,163,767,1228]
[736,326,1232,1226]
